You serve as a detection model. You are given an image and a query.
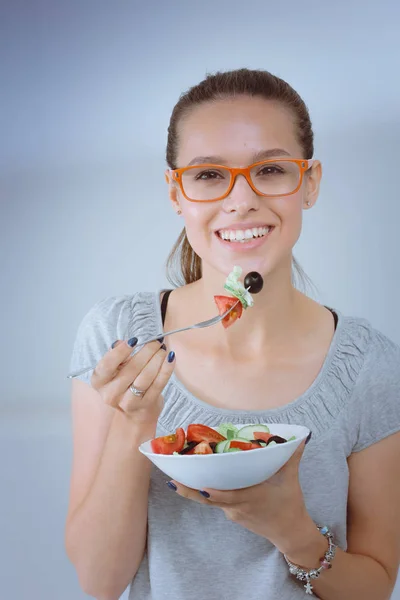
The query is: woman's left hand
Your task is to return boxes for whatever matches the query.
[169,441,314,554]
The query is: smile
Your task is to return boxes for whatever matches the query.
[216,226,274,243]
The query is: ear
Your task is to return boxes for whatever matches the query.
[304,160,322,209]
[165,170,181,215]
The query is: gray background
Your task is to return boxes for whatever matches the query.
[1,0,399,598]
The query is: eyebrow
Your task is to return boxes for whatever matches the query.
[187,148,292,167]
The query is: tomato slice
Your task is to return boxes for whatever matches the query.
[151,428,185,455]
[230,440,261,451]
[187,424,226,444]
[214,295,243,329]
[253,432,274,444]
[186,441,213,455]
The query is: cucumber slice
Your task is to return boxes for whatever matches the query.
[268,441,277,446]
[217,423,239,438]
[214,440,230,454]
[237,424,270,440]
[287,435,296,441]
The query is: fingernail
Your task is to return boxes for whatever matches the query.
[160,343,167,351]
[167,351,175,363]
[199,490,210,498]
[127,337,138,347]
[166,481,177,491]
[305,431,312,445]
[157,337,164,343]
[111,340,119,349]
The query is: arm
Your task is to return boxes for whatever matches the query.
[284,431,400,600]
[65,380,155,600]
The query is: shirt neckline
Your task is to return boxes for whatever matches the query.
[152,289,345,418]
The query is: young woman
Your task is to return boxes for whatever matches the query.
[66,69,400,600]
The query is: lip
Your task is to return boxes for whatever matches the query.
[214,222,274,232]
[214,226,275,251]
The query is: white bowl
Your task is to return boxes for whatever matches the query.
[139,423,309,490]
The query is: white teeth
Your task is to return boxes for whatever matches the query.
[218,226,272,242]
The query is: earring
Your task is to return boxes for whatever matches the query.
[177,209,182,215]
[306,201,311,207]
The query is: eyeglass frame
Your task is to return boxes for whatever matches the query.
[165,158,315,203]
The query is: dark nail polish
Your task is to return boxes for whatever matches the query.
[199,490,210,498]
[166,481,177,491]
[305,431,312,445]
[157,337,164,343]
[111,340,119,349]
[167,351,175,363]
[128,337,138,347]
[160,343,167,351]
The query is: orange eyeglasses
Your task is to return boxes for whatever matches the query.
[165,158,315,203]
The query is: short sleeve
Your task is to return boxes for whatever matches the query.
[348,328,400,453]
[69,295,135,386]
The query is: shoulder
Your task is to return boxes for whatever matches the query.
[69,291,160,384]
[337,312,400,375]
[337,313,400,453]
[346,315,400,384]
[76,292,158,335]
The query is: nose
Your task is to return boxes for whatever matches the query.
[221,173,260,216]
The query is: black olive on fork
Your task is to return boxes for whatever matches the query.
[244,272,264,294]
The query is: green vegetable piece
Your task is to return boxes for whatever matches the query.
[287,436,296,441]
[217,423,239,438]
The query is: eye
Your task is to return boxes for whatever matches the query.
[195,170,225,181]
[257,164,286,176]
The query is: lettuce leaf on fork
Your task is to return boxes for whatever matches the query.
[224,266,254,309]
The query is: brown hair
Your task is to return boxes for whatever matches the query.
[165,68,315,291]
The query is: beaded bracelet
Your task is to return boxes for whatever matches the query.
[284,525,337,596]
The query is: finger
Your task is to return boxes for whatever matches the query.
[113,348,176,413]
[142,350,176,399]
[167,480,216,506]
[117,347,168,412]
[199,483,261,504]
[91,337,142,388]
[100,342,164,407]
[131,345,168,392]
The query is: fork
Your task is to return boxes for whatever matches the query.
[66,298,241,379]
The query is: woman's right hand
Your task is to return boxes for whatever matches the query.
[91,339,175,425]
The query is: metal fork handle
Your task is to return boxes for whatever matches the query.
[66,300,239,379]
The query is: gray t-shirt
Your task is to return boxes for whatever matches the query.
[69,292,400,600]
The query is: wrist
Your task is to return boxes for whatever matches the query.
[112,409,158,445]
[279,513,328,568]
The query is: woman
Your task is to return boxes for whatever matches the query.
[66,69,400,600]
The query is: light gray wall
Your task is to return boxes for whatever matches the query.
[1,1,399,598]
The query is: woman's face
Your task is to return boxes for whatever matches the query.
[170,96,321,280]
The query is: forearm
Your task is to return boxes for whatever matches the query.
[283,517,393,600]
[65,411,156,600]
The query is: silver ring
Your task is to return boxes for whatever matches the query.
[129,384,146,397]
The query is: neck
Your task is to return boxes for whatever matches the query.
[190,259,306,357]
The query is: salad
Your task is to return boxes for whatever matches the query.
[150,423,296,455]
[214,266,263,328]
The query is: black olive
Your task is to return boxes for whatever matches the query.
[178,441,198,455]
[244,272,264,294]
[265,435,287,445]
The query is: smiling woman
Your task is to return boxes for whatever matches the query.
[66,68,400,600]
